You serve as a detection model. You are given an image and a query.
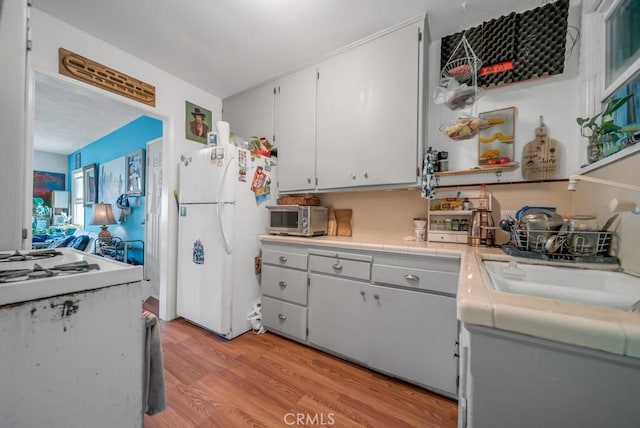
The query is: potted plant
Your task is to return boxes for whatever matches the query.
[576,94,633,163]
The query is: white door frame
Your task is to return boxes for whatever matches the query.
[144,137,163,299]
[25,69,173,320]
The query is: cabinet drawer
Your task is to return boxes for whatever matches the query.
[372,264,458,296]
[373,252,461,273]
[262,248,307,270]
[309,254,371,281]
[262,296,307,341]
[428,232,468,244]
[262,265,308,305]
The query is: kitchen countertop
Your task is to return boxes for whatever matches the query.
[260,234,640,359]
[0,248,143,306]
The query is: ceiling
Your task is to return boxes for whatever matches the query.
[32,0,541,155]
[34,73,148,155]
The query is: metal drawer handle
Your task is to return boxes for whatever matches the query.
[279,256,287,263]
[278,314,287,321]
[360,291,365,297]
[278,281,287,288]
[404,274,419,281]
[332,263,343,271]
[374,294,380,300]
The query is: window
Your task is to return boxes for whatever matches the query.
[71,168,84,226]
[601,0,640,133]
[604,69,640,132]
[605,0,640,88]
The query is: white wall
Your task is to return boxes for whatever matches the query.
[29,8,223,320]
[0,0,28,249]
[571,154,640,276]
[33,150,67,174]
[427,1,583,186]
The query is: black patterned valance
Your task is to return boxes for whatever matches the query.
[440,0,570,88]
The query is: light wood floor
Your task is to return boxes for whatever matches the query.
[143,317,458,428]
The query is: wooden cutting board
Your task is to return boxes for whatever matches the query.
[327,208,337,236]
[334,209,352,237]
[522,117,560,180]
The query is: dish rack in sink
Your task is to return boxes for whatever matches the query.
[502,227,619,264]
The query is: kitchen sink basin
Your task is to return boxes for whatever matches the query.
[482,260,640,310]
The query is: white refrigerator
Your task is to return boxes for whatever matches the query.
[176,144,276,339]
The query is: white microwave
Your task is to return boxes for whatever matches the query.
[267,205,328,237]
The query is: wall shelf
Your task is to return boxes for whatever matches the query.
[435,163,519,177]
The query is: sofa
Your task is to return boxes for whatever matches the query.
[33,228,99,253]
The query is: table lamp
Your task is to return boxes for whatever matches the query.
[90,203,117,243]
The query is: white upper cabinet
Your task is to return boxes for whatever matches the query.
[316,21,423,190]
[222,84,275,142]
[274,66,318,193]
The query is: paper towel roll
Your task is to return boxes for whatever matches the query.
[216,121,230,145]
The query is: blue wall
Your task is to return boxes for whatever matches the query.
[68,115,162,257]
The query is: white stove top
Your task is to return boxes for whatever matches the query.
[0,248,142,306]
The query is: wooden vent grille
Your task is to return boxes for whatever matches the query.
[59,48,156,107]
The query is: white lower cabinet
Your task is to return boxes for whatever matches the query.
[261,296,307,341]
[260,241,460,397]
[368,284,457,395]
[260,244,309,341]
[460,324,640,428]
[308,273,370,364]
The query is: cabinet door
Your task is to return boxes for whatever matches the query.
[316,23,422,190]
[222,84,275,141]
[315,49,363,189]
[275,66,317,193]
[359,23,421,187]
[307,273,369,364]
[368,285,458,396]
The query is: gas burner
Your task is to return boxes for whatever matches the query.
[0,250,63,262]
[0,261,100,283]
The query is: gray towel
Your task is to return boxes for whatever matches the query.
[143,311,167,415]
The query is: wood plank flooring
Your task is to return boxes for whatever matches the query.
[143,317,458,428]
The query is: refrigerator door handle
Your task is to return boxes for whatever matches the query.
[216,151,236,255]
[217,202,233,255]
[217,150,235,203]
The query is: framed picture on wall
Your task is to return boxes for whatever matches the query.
[83,163,98,206]
[477,106,516,166]
[185,101,212,144]
[125,149,145,196]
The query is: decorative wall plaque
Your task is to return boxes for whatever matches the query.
[58,47,156,107]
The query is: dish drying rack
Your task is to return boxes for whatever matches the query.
[502,228,619,264]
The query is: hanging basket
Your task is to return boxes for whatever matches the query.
[439,116,490,141]
[441,33,483,83]
[445,86,484,110]
[443,57,483,82]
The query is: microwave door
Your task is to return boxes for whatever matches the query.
[270,209,300,233]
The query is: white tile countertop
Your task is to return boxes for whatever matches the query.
[0,248,143,306]
[260,234,640,359]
